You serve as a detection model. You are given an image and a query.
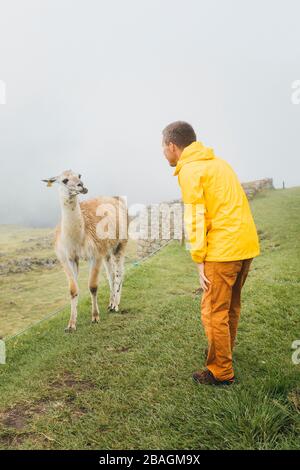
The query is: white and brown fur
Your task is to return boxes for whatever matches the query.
[43,170,128,332]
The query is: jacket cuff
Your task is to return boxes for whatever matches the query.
[190,251,206,264]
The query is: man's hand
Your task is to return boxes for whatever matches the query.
[196,262,211,292]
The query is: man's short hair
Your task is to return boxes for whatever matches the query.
[162,121,197,148]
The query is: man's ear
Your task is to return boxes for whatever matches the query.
[41,177,57,187]
[169,142,176,153]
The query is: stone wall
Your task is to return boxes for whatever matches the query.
[136,178,274,259]
[135,200,184,259]
[241,178,274,199]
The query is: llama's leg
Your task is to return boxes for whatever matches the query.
[69,256,79,282]
[89,257,102,323]
[105,252,125,312]
[61,258,80,332]
[112,253,125,311]
[104,254,116,311]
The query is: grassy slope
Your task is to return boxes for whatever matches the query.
[0,187,300,450]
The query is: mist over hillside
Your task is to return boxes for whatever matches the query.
[1,1,299,227]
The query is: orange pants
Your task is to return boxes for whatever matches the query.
[201,258,253,381]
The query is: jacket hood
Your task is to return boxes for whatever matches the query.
[173,141,215,176]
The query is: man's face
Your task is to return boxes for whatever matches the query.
[162,140,179,167]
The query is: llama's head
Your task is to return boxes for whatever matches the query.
[42,170,88,196]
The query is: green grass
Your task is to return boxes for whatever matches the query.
[0,225,52,258]
[0,187,300,449]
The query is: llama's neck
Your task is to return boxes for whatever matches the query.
[59,191,85,244]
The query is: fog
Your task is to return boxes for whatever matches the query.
[0,0,299,227]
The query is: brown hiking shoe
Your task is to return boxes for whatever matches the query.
[192,369,235,386]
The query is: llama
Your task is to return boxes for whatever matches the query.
[42,170,128,332]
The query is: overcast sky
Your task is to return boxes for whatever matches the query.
[0,0,299,227]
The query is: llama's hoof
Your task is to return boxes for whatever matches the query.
[65,326,76,333]
[92,317,100,324]
[108,304,119,312]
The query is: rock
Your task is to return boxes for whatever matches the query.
[0,257,58,275]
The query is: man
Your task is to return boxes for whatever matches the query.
[162,121,260,386]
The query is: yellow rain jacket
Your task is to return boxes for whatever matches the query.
[174,141,260,263]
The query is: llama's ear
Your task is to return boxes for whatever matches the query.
[41,177,57,187]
